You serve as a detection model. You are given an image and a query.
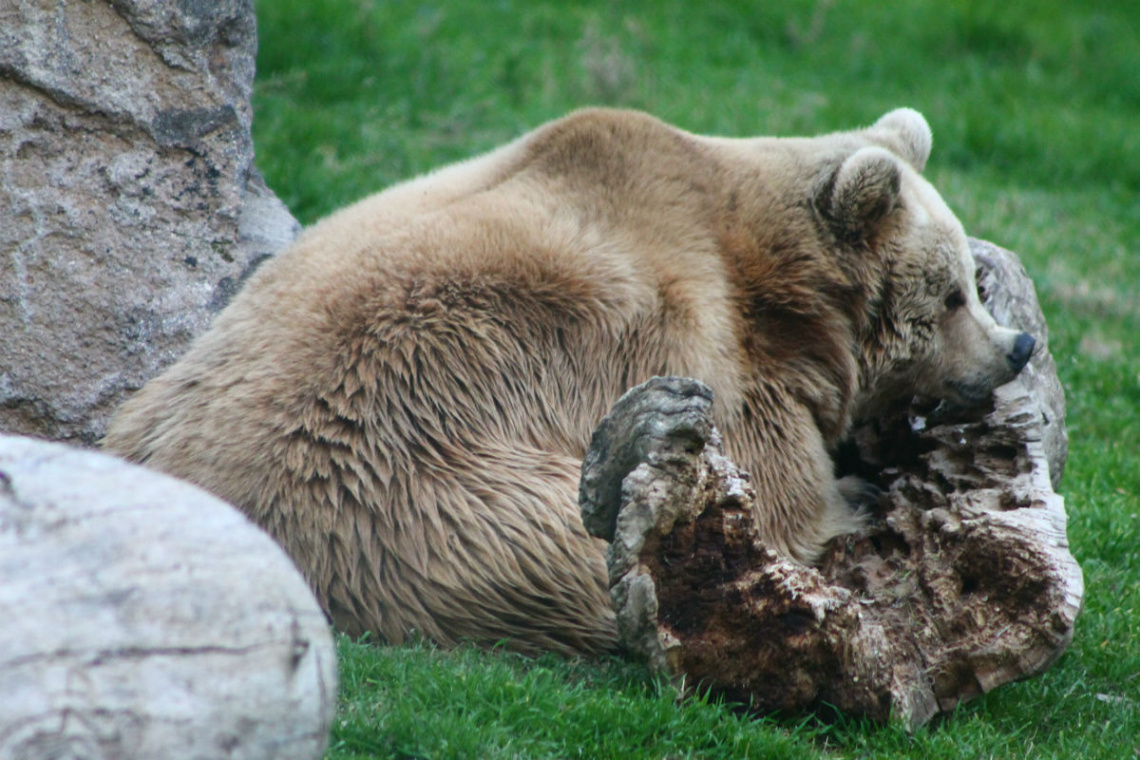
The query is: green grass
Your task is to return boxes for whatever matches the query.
[252,1,1140,757]
[331,637,812,759]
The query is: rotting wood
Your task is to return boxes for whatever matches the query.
[580,243,1082,729]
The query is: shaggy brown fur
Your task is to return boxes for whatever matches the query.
[103,108,1033,656]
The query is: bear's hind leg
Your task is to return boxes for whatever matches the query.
[325,444,618,657]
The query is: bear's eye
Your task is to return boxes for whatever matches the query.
[944,288,966,310]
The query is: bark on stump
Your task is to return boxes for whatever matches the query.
[580,245,1082,729]
[971,238,1067,488]
[0,435,337,759]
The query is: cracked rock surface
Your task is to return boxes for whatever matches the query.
[0,0,298,443]
[0,433,336,760]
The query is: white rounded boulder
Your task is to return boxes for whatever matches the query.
[0,435,336,760]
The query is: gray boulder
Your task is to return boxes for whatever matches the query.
[0,434,336,759]
[0,0,298,444]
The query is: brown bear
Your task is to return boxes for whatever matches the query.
[103,108,1035,656]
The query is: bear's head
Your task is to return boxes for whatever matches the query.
[821,109,1036,419]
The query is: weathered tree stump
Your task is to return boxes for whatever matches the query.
[580,244,1082,729]
[971,238,1067,488]
[0,435,337,759]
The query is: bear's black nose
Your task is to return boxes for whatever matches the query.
[1007,332,1036,373]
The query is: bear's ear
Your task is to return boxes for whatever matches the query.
[824,147,903,242]
[871,108,932,172]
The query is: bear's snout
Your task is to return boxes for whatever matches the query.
[1007,332,1036,373]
